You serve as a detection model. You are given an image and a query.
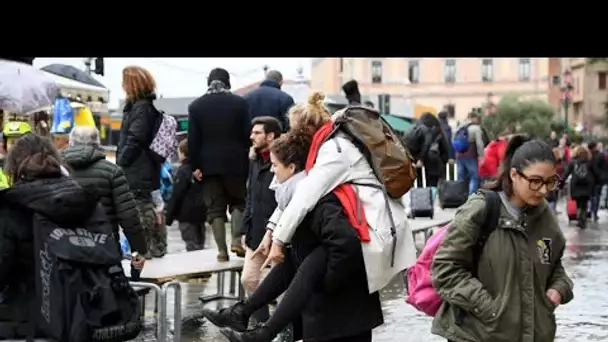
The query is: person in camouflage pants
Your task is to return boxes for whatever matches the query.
[136,197,167,259]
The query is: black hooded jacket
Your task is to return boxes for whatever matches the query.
[0,177,108,337]
[63,145,147,254]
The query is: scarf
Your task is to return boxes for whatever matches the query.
[269,171,307,211]
[306,122,370,242]
[206,80,230,95]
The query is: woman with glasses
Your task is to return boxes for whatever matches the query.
[431,135,574,342]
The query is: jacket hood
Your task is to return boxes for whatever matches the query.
[260,79,280,89]
[63,145,106,169]
[3,177,99,226]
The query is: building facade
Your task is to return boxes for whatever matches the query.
[311,58,564,120]
[562,58,608,134]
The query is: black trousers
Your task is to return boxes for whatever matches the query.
[244,247,327,336]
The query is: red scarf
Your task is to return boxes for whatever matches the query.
[305,122,370,242]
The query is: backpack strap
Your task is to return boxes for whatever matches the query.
[472,189,501,276]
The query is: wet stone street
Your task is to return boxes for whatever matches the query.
[134,205,608,342]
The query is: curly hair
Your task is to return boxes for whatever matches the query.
[4,133,63,182]
[269,129,313,172]
[288,91,331,136]
[122,66,157,101]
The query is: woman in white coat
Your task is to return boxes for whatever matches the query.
[202,91,416,340]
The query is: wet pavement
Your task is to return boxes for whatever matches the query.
[134,202,608,341]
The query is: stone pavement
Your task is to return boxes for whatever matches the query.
[134,201,608,341]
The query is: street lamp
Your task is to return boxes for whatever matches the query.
[561,70,574,130]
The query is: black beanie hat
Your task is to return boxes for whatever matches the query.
[207,68,231,89]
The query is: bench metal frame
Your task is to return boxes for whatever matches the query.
[199,268,245,303]
[129,280,181,342]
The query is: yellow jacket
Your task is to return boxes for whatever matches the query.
[0,168,8,189]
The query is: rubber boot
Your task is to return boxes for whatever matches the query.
[211,218,229,261]
[230,209,246,257]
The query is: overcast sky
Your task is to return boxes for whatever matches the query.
[33,58,311,109]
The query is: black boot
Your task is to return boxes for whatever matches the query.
[201,302,249,332]
[220,325,274,342]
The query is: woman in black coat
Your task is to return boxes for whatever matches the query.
[116,66,165,258]
[203,130,383,342]
[562,145,598,228]
[0,134,108,339]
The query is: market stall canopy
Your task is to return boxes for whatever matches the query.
[381,114,413,134]
[41,64,106,88]
[41,71,109,103]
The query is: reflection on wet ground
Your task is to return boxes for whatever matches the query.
[134,212,608,341]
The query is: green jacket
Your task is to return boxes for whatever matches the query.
[431,192,574,342]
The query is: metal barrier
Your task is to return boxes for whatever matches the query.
[161,281,182,342]
[129,281,165,341]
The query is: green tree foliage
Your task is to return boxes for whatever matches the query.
[482,94,556,139]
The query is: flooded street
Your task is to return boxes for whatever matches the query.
[135,208,608,341]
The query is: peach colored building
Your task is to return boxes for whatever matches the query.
[562,58,608,134]
[311,58,564,120]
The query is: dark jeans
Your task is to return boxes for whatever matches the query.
[576,197,589,227]
[590,185,602,217]
[416,167,442,188]
[177,222,205,251]
[244,247,327,337]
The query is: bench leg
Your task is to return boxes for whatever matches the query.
[199,270,242,303]
[130,281,164,342]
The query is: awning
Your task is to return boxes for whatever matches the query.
[382,114,413,133]
[42,71,110,103]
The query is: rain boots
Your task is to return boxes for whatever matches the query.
[230,209,246,257]
[211,217,230,261]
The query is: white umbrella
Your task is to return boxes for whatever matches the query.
[0,59,60,114]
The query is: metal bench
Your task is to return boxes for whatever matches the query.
[122,249,245,341]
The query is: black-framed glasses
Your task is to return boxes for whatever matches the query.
[516,170,559,191]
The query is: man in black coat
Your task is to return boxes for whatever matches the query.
[243,70,294,132]
[63,126,148,262]
[188,68,250,261]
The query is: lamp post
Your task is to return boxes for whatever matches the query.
[561,70,574,131]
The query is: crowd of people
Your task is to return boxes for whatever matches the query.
[0,60,578,342]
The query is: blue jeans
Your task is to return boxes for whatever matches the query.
[457,157,479,195]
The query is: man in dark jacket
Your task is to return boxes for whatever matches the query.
[240,116,282,322]
[188,68,250,261]
[243,70,294,132]
[63,126,148,260]
[588,141,606,221]
[438,110,455,179]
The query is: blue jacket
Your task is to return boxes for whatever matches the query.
[243,80,295,131]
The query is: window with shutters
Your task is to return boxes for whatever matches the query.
[444,59,456,83]
[518,58,531,81]
[408,60,419,84]
[481,59,494,82]
[371,60,383,84]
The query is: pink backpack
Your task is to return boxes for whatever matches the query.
[150,112,177,162]
[404,190,501,317]
[405,226,448,316]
